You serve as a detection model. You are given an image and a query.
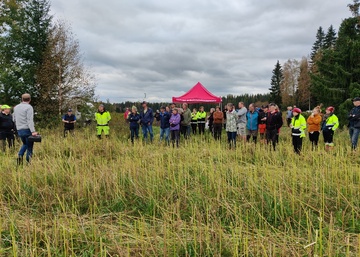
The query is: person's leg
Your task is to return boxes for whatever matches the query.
[130,128,135,144]
[170,130,175,147]
[175,130,180,147]
[159,128,164,142]
[142,125,148,141]
[271,130,277,151]
[103,126,110,138]
[232,132,237,148]
[186,125,191,138]
[7,132,15,149]
[313,131,319,147]
[165,128,170,145]
[351,127,360,150]
[246,134,251,142]
[96,126,102,139]
[298,137,303,154]
[148,125,153,142]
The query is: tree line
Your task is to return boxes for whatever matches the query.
[269,0,360,126]
[0,0,95,126]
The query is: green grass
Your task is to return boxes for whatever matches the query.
[0,113,359,256]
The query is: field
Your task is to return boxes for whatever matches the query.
[0,113,359,256]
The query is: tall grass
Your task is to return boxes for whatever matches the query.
[0,113,359,256]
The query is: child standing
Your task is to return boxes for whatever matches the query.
[226,103,237,149]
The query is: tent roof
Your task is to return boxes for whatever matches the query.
[172,82,222,104]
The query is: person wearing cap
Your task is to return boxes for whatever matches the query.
[62,108,77,137]
[13,93,38,164]
[307,106,322,149]
[290,108,306,154]
[127,106,141,144]
[348,97,360,150]
[0,105,15,151]
[321,106,339,151]
[95,104,111,139]
[140,101,154,142]
[265,103,283,151]
[258,105,268,143]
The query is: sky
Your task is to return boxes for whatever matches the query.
[50,0,351,103]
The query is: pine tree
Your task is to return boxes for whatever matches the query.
[324,25,337,49]
[310,27,325,61]
[269,60,283,106]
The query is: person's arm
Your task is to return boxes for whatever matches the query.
[62,115,67,123]
[27,107,36,134]
[149,109,154,124]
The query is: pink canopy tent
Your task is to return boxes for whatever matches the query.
[172,82,222,104]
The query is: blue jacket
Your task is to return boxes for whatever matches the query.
[128,112,140,129]
[159,111,170,129]
[140,108,154,125]
[246,111,259,131]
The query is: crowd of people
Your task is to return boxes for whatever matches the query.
[2,94,360,165]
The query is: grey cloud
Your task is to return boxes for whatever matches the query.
[50,0,350,102]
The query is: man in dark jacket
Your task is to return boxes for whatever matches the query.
[140,101,154,142]
[159,106,170,144]
[349,97,360,150]
[0,105,15,151]
[62,108,77,137]
[266,103,283,150]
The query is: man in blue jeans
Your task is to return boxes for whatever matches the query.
[348,97,360,150]
[13,93,38,164]
[140,101,154,142]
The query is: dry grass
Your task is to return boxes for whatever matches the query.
[0,113,359,256]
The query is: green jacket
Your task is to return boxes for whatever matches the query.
[291,114,306,138]
[95,111,111,126]
[181,108,192,126]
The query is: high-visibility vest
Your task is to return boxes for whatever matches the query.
[95,111,111,126]
[291,114,306,137]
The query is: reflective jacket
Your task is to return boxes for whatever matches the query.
[322,114,339,131]
[291,114,306,137]
[95,111,111,126]
[196,111,207,123]
[191,112,198,123]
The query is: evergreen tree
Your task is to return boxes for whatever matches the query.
[310,27,325,61]
[0,0,52,106]
[269,60,283,106]
[324,25,337,49]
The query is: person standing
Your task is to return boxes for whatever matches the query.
[196,106,207,135]
[266,103,283,151]
[322,106,339,151]
[13,93,38,164]
[348,97,360,150]
[169,108,181,147]
[140,101,154,142]
[286,106,293,127]
[226,103,237,148]
[290,108,306,154]
[237,102,247,141]
[159,106,170,145]
[307,106,322,149]
[0,105,15,151]
[213,106,224,140]
[62,108,76,137]
[246,103,259,143]
[124,107,130,121]
[95,104,111,139]
[190,108,198,134]
[181,103,191,139]
[127,106,140,144]
[258,105,268,143]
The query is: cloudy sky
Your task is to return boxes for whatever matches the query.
[50,0,350,103]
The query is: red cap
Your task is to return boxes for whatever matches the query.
[326,106,335,112]
[292,107,302,113]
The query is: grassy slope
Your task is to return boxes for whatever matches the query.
[0,113,359,256]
